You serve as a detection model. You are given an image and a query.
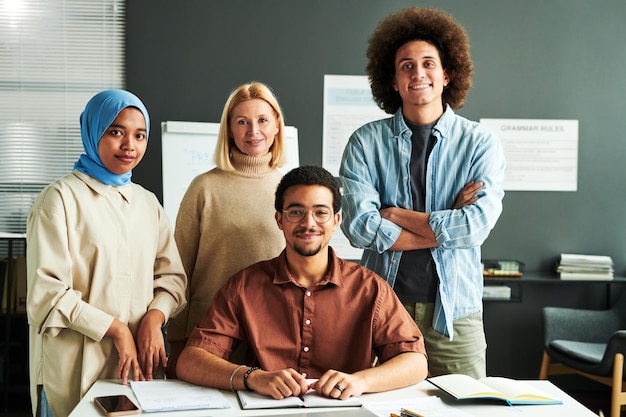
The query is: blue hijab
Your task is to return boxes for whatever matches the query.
[73,89,150,186]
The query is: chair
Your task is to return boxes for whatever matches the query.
[539,290,626,417]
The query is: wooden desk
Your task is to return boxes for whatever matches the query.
[69,379,598,417]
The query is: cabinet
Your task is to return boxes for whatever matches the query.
[0,234,30,413]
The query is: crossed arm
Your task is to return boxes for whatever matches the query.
[380,181,483,251]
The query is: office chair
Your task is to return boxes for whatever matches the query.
[539,290,626,417]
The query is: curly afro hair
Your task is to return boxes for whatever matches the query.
[366,7,473,113]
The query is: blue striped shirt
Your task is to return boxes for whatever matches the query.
[339,105,506,338]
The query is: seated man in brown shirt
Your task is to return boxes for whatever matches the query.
[176,165,428,400]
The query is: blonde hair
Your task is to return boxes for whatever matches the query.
[214,82,286,171]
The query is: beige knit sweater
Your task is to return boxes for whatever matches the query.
[168,149,285,341]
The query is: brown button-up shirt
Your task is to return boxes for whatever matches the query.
[187,248,426,377]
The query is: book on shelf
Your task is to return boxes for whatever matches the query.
[482,259,524,278]
[237,385,362,410]
[13,256,27,312]
[0,256,27,313]
[557,253,614,280]
[427,374,562,406]
[482,285,512,300]
[558,271,614,281]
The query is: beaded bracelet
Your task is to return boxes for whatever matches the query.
[243,366,260,391]
[229,364,246,392]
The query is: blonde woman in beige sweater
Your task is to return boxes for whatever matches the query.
[166,82,287,376]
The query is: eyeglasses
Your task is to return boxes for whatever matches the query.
[282,207,333,224]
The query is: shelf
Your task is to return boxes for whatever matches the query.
[0,236,28,414]
[483,273,626,304]
[487,272,626,282]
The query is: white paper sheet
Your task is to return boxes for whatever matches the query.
[480,118,578,191]
[322,74,388,177]
[363,396,474,417]
[130,380,231,412]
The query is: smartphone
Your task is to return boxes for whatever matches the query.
[94,395,141,416]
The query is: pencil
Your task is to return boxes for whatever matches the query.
[401,408,425,417]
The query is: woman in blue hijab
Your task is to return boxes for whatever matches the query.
[26,90,187,417]
[74,89,150,186]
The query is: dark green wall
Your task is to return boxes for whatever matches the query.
[126,0,626,274]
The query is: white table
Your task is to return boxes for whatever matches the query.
[69,379,598,417]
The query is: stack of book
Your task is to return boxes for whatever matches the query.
[557,253,614,280]
[482,259,524,278]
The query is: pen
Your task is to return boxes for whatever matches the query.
[390,413,400,417]
[401,408,425,417]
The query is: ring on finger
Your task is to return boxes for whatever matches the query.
[334,384,345,393]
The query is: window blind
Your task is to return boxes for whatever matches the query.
[0,0,125,237]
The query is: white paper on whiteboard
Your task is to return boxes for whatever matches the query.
[161,121,299,225]
[330,228,363,262]
[322,74,388,176]
[480,118,578,191]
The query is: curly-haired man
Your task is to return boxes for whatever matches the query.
[339,7,506,378]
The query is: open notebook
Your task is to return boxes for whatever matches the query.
[263,410,379,417]
[427,374,562,406]
[237,388,362,409]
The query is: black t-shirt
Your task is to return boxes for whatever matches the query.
[393,121,439,303]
